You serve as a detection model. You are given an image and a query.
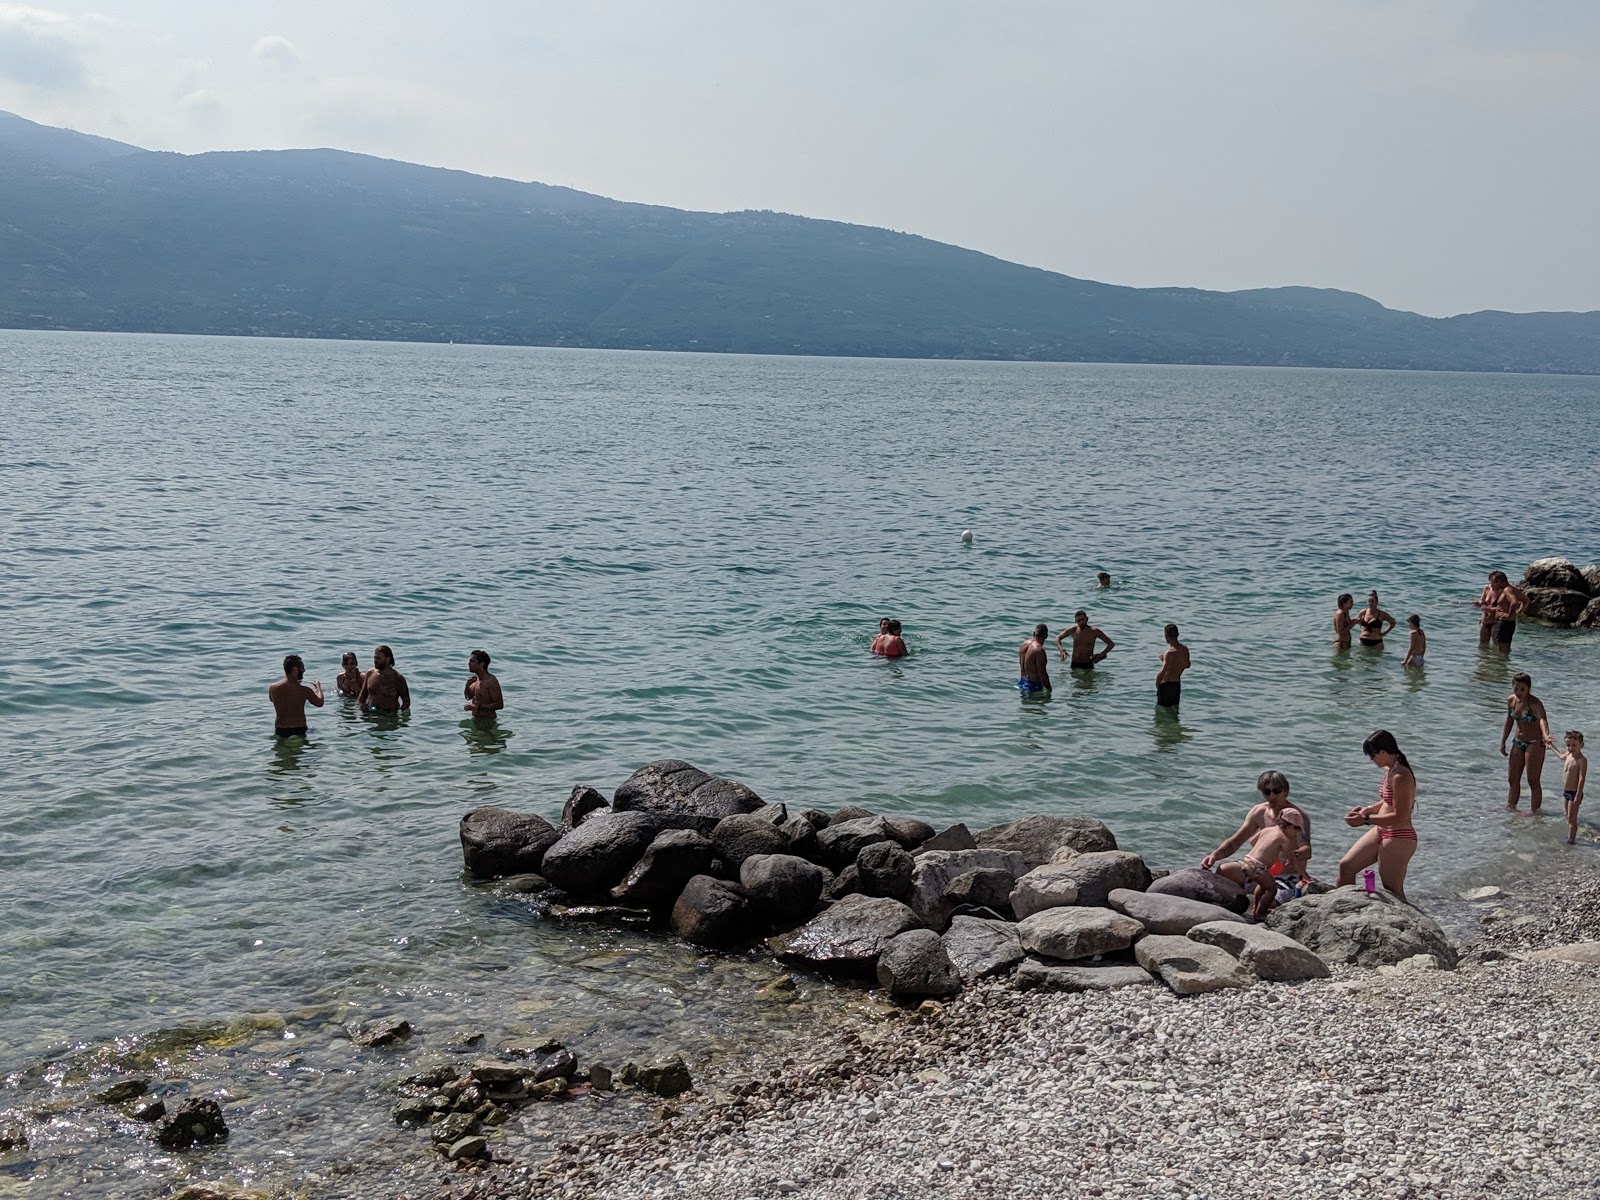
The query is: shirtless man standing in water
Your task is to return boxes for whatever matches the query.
[1056,610,1113,670]
[1156,623,1189,709]
[268,654,324,738]
[1018,624,1052,693]
[358,644,411,712]
[463,650,505,722]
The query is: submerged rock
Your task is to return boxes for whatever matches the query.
[1135,934,1253,995]
[460,806,560,879]
[351,1016,413,1048]
[610,829,714,904]
[876,929,962,999]
[975,814,1117,867]
[767,893,922,973]
[1147,867,1248,914]
[540,811,657,895]
[1266,886,1459,968]
[1187,920,1331,981]
[169,1186,270,1200]
[154,1097,229,1150]
[1108,887,1246,935]
[611,759,765,833]
[631,1055,693,1097]
[1017,906,1143,962]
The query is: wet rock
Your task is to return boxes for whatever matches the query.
[491,873,553,895]
[1522,586,1591,625]
[1266,886,1459,968]
[588,1063,614,1091]
[767,893,923,973]
[1012,958,1156,993]
[1523,556,1590,593]
[447,1135,490,1161]
[740,853,825,922]
[132,1098,166,1122]
[975,814,1118,867]
[169,1186,270,1200]
[611,759,765,834]
[539,811,658,895]
[670,875,756,948]
[610,828,715,904]
[1017,906,1143,962]
[95,1078,149,1104]
[941,916,1024,984]
[918,823,978,853]
[351,1016,413,1047]
[632,1055,693,1097]
[857,841,914,901]
[460,807,560,879]
[561,785,609,831]
[526,1078,566,1101]
[830,804,878,825]
[797,808,831,831]
[1008,864,1081,919]
[1147,867,1249,914]
[908,849,1028,929]
[755,974,799,1002]
[1459,885,1503,901]
[876,929,962,999]
[533,1048,578,1082]
[1108,887,1246,935]
[430,1112,480,1144]
[1038,850,1152,908]
[1187,920,1331,981]
[393,1097,437,1124]
[883,817,937,850]
[945,867,1017,915]
[1582,563,1600,594]
[711,812,790,870]
[815,816,892,869]
[1576,596,1600,629]
[0,1127,27,1153]
[467,1059,527,1086]
[546,902,653,926]
[154,1097,229,1150]
[824,863,862,901]
[1136,934,1254,994]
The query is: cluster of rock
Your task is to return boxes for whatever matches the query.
[460,760,1459,1002]
[85,1078,223,1151]
[1520,556,1600,628]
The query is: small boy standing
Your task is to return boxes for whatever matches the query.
[1560,731,1587,846]
[1401,614,1426,669]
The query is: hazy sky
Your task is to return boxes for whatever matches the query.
[2,1,1598,316]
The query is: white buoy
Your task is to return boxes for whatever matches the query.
[960,529,973,544]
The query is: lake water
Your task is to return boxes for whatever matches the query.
[1,330,1597,1195]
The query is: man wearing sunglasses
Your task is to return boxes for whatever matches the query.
[1200,771,1312,879]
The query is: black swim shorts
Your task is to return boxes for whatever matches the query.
[1494,619,1516,647]
[275,726,308,739]
[1156,681,1181,708]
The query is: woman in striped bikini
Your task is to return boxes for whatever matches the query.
[1337,730,1418,903]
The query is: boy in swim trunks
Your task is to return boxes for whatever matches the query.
[1401,614,1425,669]
[1155,623,1189,709]
[1018,624,1052,693]
[1560,731,1587,845]
[269,654,324,738]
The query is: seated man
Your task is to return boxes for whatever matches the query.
[1200,771,1313,917]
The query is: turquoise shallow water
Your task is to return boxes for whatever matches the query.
[1,330,1598,1192]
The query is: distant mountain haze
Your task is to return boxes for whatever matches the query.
[3,111,1597,373]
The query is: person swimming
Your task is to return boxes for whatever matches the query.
[873,619,909,659]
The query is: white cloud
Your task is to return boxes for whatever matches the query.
[0,3,90,89]
[249,34,300,70]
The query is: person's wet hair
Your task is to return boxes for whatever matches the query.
[377,644,394,665]
[1256,770,1289,796]
[1407,614,1421,627]
[472,649,491,667]
[1164,623,1179,639]
[887,621,901,635]
[1337,593,1352,607]
[1075,610,1087,621]
[283,654,304,676]
[1363,728,1413,775]
[342,651,357,664]
[1033,623,1048,640]
[1490,571,1509,585]
[1566,730,1585,746]
[1512,672,1532,689]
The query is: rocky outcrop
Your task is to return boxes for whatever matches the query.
[876,929,962,999]
[610,829,714,904]
[1017,906,1143,962]
[460,807,560,879]
[711,812,790,870]
[1573,596,1600,629]
[856,841,914,901]
[1581,564,1600,595]
[1187,920,1331,981]
[815,816,892,869]
[908,849,1028,928]
[1107,888,1246,935]
[1013,959,1156,993]
[1146,867,1248,913]
[539,811,658,895]
[1516,557,1597,628]
[670,875,755,948]
[1135,934,1253,994]
[1265,886,1459,968]
[1522,586,1591,624]
[155,1097,229,1149]
[975,814,1118,867]
[941,916,1024,984]
[767,894,922,973]
[1523,556,1589,592]
[1036,850,1152,909]
[611,759,765,833]
[740,854,825,922]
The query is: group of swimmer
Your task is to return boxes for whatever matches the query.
[267,645,504,737]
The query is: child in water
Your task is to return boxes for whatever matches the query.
[1560,731,1587,845]
[1401,614,1426,669]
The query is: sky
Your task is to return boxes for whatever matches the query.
[1,1,1598,316]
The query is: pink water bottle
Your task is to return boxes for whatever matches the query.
[1362,869,1376,895]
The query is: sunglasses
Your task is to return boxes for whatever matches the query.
[1260,785,1287,796]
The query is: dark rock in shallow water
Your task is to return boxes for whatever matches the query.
[611,759,765,833]
[533,1047,578,1082]
[712,812,790,869]
[768,893,922,973]
[446,1135,490,1161]
[132,1098,165,1122]
[460,806,560,879]
[540,811,657,894]
[1266,886,1458,968]
[561,785,609,831]
[918,823,978,853]
[610,829,714,904]
[631,1055,693,1097]
[856,841,914,901]
[95,1078,148,1104]
[1522,585,1591,625]
[1147,868,1248,914]
[883,817,936,849]
[430,1112,480,1144]
[155,1097,229,1150]
[351,1016,412,1047]
[942,916,1024,984]
[740,853,825,922]
[975,814,1118,867]
[1581,564,1600,595]
[876,929,962,999]
[1578,596,1600,629]
[546,902,653,926]
[670,875,756,948]
[1522,556,1590,593]
[815,816,892,868]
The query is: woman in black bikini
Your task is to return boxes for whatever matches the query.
[1356,590,1395,649]
[1501,671,1557,811]
[1332,593,1358,649]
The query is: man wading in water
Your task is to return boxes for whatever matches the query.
[358,644,411,712]
[1156,623,1189,710]
[463,649,504,723]
[1056,610,1114,670]
[1018,624,1052,693]
[268,654,324,739]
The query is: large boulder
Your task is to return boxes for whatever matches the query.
[670,875,755,948]
[459,807,560,879]
[740,854,825,922]
[539,811,657,895]
[778,816,819,860]
[856,841,914,901]
[883,817,937,850]
[1008,864,1081,920]
[1523,557,1589,593]
[1581,564,1600,595]
[1266,887,1458,968]
[830,804,878,825]
[611,760,765,834]
[1147,868,1249,914]
[561,786,609,831]
[1107,888,1246,936]
[814,817,892,869]
[767,894,922,974]
[945,867,1015,915]
[942,916,1024,984]
[1013,959,1156,993]
[1135,934,1253,994]
[1017,907,1143,962]
[975,815,1118,867]
[711,813,789,870]
[1040,850,1153,909]
[908,849,1028,929]
[1575,596,1600,630]
[876,929,962,999]
[1187,921,1331,981]
[1522,586,1591,625]
[610,829,714,904]
[919,823,978,853]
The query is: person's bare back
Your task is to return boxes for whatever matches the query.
[268,654,323,737]
[1018,624,1051,692]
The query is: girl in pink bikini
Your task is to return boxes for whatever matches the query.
[1337,729,1418,903]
